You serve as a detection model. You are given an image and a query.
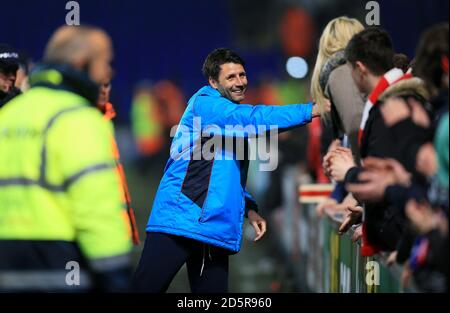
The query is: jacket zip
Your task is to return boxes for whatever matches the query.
[198,158,215,223]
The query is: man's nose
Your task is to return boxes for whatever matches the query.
[235,77,244,86]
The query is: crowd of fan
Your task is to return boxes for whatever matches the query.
[311,18,448,293]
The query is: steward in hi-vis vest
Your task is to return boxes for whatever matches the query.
[0,26,132,292]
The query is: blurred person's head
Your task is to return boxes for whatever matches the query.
[97,76,115,118]
[311,16,364,114]
[153,80,185,127]
[0,44,19,95]
[43,25,113,86]
[133,80,153,97]
[202,48,247,103]
[345,27,395,94]
[393,53,411,73]
[97,77,112,107]
[15,50,32,91]
[413,23,449,97]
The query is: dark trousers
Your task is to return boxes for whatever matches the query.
[132,232,229,293]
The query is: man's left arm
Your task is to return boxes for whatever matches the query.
[244,189,258,217]
[244,189,266,241]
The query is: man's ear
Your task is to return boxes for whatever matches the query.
[73,58,91,76]
[355,61,367,75]
[208,77,218,89]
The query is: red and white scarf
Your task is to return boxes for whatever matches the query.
[358,68,411,146]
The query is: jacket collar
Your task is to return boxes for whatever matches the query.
[319,50,346,92]
[198,85,221,97]
[29,63,99,105]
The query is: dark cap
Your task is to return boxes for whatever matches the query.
[0,44,19,72]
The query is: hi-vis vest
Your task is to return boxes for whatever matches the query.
[101,102,140,245]
[0,86,132,260]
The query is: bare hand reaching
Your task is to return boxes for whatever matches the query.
[248,210,267,242]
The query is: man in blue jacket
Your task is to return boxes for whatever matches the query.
[133,48,325,293]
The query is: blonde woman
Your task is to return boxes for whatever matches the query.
[311,17,364,220]
[310,16,365,164]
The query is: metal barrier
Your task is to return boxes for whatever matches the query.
[292,184,417,293]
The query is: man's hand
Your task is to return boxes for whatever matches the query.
[416,143,437,177]
[405,199,439,235]
[322,193,358,218]
[311,99,331,118]
[346,171,389,202]
[380,97,411,127]
[386,251,398,267]
[351,224,363,242]
[315,197,338,217]
[338,205,363,235]
[409,97,430,128]
[363,157,411,187]
[401,263,412,289]
[248,210,267,242]
[346,157,412,202]
[328,147,356,182]
[323,139,341,177]
[381,96,430,128]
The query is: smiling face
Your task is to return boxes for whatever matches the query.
[209,62,248,103]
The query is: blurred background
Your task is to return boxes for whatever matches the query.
[1,0,448,292]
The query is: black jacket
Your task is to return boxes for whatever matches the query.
[343,104,405,251]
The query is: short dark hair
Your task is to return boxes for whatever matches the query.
[202,48,245,81]
[0,62,18,75]
[345,27,394,76]
[413,23,448,92]
[393,53,410,73]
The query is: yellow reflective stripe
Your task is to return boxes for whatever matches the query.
[63,162,115,190]
[0,177,65,191]
[29,69,63,86]
[39,106,88,185]
[0,106,115,192]
[0,163,115,192]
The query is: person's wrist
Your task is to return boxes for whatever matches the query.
[247,209,257,218]
[311,103,320,118]
[343,163,355,176]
